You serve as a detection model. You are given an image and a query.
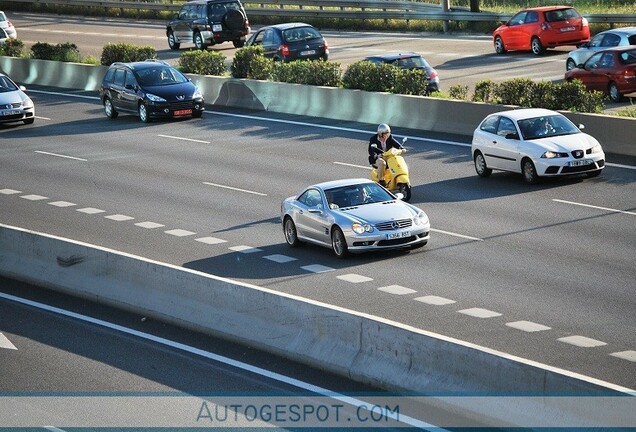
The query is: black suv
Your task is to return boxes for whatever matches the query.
[98,60,205,123]
[166,0,250,50]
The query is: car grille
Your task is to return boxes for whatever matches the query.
[167,101,195,110]
[375,219,412,231]
[561,162,598,173]
[1,103,21,109]
[378,235,417,246]
[571,150,585,159]
[0,113,25,121]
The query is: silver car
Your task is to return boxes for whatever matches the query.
[281,178,430,258]
[0,73,35,125]
[0,11,17,39]
[566,26,636,71]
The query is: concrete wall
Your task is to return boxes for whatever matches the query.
[1,223,632,427]
[2,57,635,157]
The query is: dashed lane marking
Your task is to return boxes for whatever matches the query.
[76,207,106,214]
[229,245,263,253]
[302,264,335,273]
[553,199,636,216]
[0,189,21,195]
[414,295,456,306]
[506,321,552,333]
[158,134,210,144]
[337,274,373,283]
[203,182,267,196]
[264,254,297,263]
[135,222,165,229]
[105,214,135,222]
[20,194,48,201]
[610,351,636,362]
[34,150,87,161]
[458,308,502,319]
[195,236,227,245]
[558,335,607,348]
[48,201,76,207]
[378,285,417,295]
[430,228,482,241]
[0,333,17,350]
[164,229,196,237]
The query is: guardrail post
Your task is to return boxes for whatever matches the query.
[441,0,450,32]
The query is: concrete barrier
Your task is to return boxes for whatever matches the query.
[1,223,632,427]
[2,56,635,157]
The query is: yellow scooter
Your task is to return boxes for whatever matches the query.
[370,137,412,202]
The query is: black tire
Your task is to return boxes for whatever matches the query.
[494,36,506,54]
[283,217,302,247]
[223,9,246,31]
[609,82,622,103]
[474,151,492,177]
[531,37,545,55]
[586,169,602,178]
[138,102,150,123]
[398,183,412,202]
[232,39,245,48]
[194,32,207,50]
[331,227,348,258]
[521,158,539,184]
[23,118,34,125]
[104,97,118,119]
[566,58,577,71]
[167,30,180,50]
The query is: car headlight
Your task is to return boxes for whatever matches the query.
[590,144,603,154]
[414,211,429,226]
[352,223,373,234]
[541,151,568,159]
[21,97,34,108]
[145,93,166,103]
[193,88,203,99]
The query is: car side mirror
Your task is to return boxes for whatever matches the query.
[402,137,408,145]
[19,85,26,91]
[395,192,405,200]
[505,132,519,140]
[578,124,585,130]
[371,144,377,149]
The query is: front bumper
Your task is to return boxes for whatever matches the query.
[145,99,205,119]
[0,107,34,124]
[536,153,605,176]
[346,225,430,252]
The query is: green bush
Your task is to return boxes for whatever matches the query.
[494,78,535,107]
[0,38,24,57]
[342,61,396,92]
[614,107,636,118]
[272,60,341,87]
[178,50,227,76]
[392,68,430,96]
[231,45,273,80]
[100,43,157,66]
[30,42,81,62]
[448,84,469,100]
[472,80,500,104]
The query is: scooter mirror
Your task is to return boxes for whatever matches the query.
[402,137,408,144]
[371,144,377,148]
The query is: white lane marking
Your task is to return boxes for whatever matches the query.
[34,150,87,161]
[302,264,334,273]
[20,194,48,201]
[76,207,105,214]
[0,333,17,350]
[378,285,417,295]
[105,214,135,222]
[334,161,370,169]
[337,274,373,283]
[202,182,267,196]
[506,321,552,333]
[553,199,636,216]
[414,295,456,306]
[48,201,76,207]
[0,291,436,430]
[157,134,210,144]
[135,222,165,229]
[0,189,21,195]
[264,254,297,263]
[34,115,52,120]
[44,427,67,432]
[558,335,607,348]
[229,245,263,253]
[164,229,196,237]
[28,89,99,100]
[195,236,227,245]
[608,162,636,170]
[610,351,636,362]
[458,308,502,318]
[430,228,483,241]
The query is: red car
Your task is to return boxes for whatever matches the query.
[565,46,636,102]
[493,6,590,56]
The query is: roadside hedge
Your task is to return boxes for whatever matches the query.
[178,50,226,76]
[100,43,157,66]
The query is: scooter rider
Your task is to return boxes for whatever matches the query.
[368,123,403,187]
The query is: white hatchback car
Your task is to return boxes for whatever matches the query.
[471,108,605,184]
[0,11,17,39]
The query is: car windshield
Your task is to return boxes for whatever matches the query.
[325,183,395,208]
[517,115,580,140]
[0,75,18,93]
[283,27,321,43]
[136,66,188,87]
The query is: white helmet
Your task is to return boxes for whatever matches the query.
[377,123,391,135]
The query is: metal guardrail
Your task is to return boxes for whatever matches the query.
[1,0,635,24]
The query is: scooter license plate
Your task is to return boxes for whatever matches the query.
[385,231,410,240]
[173,109,192,116]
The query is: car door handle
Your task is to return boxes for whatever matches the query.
[492,140,497,144]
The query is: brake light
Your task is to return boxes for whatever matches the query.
[281,44,290,57]
[428,70,439,79]
[625,69,636,80]
[582,17,589,27]
[244,19,250,28]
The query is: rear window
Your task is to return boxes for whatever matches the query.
[544,8,580,22]
[396,56,431,69]
[628,35,636,45]
[283,27,321,43]
[619,49,636,65]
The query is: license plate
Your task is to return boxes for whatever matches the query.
[1,110,20,116]
[560,26,576,32]
[300,50,316,56]
[173,109,192,116]
[569,159,592,167]
[385,231,410,240]
[212,24,222,32]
